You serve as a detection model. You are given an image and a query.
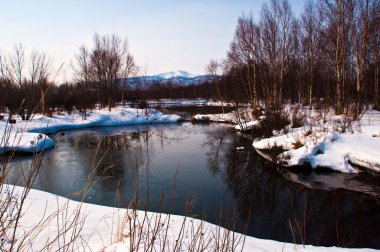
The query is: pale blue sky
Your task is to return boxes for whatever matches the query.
[0,0,303,82]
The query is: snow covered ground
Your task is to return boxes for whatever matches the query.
[147,99,208,106]
[0,107,181,154]
[193,107,253,125]
[193,113,236,123]
[251,107,380,173]
[0,132,55,154]
[192,104,380,173]
[2,185,376,252]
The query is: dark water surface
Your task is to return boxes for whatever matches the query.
[5,123,380,248]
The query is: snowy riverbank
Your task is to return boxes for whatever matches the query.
[0,107,181,154]
[194,105,380,173]
[252,108,380,173]
[2,185,376,252]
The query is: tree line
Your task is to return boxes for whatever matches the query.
[0,34,217,119]
[0,33,139,119]
[219,0,379,118]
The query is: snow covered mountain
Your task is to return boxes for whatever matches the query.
[156,70,199,79]
[122,70,216,89]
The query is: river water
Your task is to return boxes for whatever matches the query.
[4,122,380,248]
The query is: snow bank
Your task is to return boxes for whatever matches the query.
[234,120,261,131]
[3,185,375,252]
[193,113,235,123]
[0,107,181,153]
[253,109,380,173]
[193,107,254,125]
[17,108,181,134]
[0,132,55,154]
[147,99,208,106]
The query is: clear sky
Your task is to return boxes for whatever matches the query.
[0,0,304,82]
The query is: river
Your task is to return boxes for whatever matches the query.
[4,122,380,248]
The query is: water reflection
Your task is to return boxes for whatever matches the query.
[3,123,380,248]
[219,136,380,248]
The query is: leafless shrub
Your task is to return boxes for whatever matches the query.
[292,139,304,150]
[260,106,290,137]
[251,106,263,119]
[291,105,307,128]
[313,98,331,124]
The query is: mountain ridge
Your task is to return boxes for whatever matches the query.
[156,70,200,79]
[122,70,216,89]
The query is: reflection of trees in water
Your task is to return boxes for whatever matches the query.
[94,128,179,179]
[205,134,380,248]
[223,145,263,216]
[88,127,185,209]
[203,128,232,175]
[10,126,188,210]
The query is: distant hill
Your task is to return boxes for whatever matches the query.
[120,70,217,89]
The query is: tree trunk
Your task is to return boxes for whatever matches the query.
[335,22,343,115]
[375,58,379,107]
[309,65,313,109]
[253,63,257,106]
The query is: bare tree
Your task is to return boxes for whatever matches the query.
[228,15,262,107]
[289,18,303,104]
[73,45,92,119]
[301,0,321,107]
[206,59,226,113]
[369,2,380,107]
[259,0,296,105]
[260,0,280,105]
[319,0,355,114]
[352,0,378,117]
[278,0,295,103]
[0,44,52,120]
[90,33,128,110]
[121,53,139,106]
[73,33,137,111]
